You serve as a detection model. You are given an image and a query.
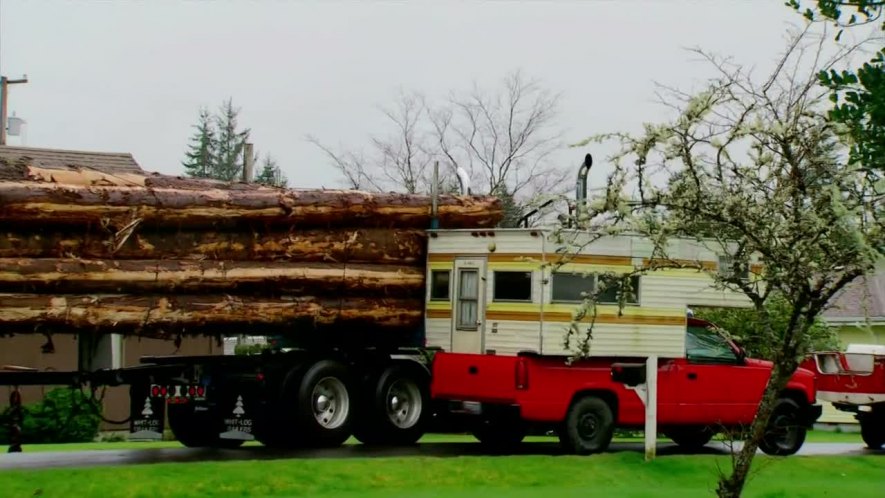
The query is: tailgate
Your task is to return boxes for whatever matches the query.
[430,352,519,404]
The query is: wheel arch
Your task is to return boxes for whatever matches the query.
[778,388,809,408]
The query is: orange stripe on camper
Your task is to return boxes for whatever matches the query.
[426,309,452,319]
[485,310,685,326]
[428,253,633,266]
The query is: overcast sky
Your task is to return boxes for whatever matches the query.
[0,1,815,190]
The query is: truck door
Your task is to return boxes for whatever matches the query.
[450,257,487,354]
[659,322,759,426]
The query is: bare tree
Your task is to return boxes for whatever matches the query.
[308,71,570,225]
[307,90,436,194]
[430,71,569,200]
[305,136,378,191]
[371,92,435,194]
[555,26,882,497]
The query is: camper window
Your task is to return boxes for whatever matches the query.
[430,270,451,300]
[551,273,595,302]
[597,275,640,305]
[493,271,532,302]
[456,269,480,330]
[551,273,640,305]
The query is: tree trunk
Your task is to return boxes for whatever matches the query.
[0,228,427,265]
[0,181,502,229]
[0,259,423,295]
[0,293,423,336]
[715,358,796,498]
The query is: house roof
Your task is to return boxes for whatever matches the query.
[822,266,885,323]
[0,145,143,175]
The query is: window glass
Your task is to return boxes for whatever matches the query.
[493,271,532,302]
[456,269,479,330]
[686,325,738,363]
[551,273,595,302]
[429,270,450,300]
[596,275,640,305]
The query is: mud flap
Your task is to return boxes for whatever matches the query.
[219,391,256,441]
[129,383,165,440]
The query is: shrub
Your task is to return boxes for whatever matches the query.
[234,343,271,355]
[0,388,102,444]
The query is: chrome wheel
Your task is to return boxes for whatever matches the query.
[312,376,349,429]
[386,378,422,429]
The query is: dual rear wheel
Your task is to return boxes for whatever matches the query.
[257,359,429,448]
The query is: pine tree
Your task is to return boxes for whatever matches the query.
[254,154,287,187]
[213,99,250,182]
[181,108,216,178]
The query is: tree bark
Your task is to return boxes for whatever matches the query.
[715,351,800,498]
[0,227,427,265]
[0,258,424,295]
[0,293,423,336]
[0,181,502,229]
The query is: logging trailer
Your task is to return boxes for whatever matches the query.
[0,154,822,456]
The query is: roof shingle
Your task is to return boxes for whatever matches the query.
[823,265,885,322]
[0,145,143,175]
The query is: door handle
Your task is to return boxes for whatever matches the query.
[687,372,697,380]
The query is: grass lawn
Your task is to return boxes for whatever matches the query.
[1,430,865,453]
[0,452,881,498]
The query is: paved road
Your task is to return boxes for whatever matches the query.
[0,442,880,471]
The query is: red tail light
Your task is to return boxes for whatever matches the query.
[515,358,529,390]
[197,386,205,396]
[188,386,196,396]
[151,385,160,397]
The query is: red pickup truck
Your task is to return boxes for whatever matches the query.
[431,317,822,455]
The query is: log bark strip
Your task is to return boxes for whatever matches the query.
[0,294,423,333]
[0,259,424,295]
[0,228,427,264]
[0,181,503,229]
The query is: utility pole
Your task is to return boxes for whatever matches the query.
[0,75,28,145]
[242,142,254,182]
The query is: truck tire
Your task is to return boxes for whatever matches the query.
[353,364,430,446]
[859,411,884,450]
[759,398,807,456]
[168,404,244,449]
[289,359,354,447]
[560,396,614,455]
[664,426,714,451]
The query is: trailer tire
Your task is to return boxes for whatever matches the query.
[560,396,614,455]
[664,426,714,451]
[759,398,806,456]
[353,364,430,446]
[859,411,884,450]
[290,359,354,447]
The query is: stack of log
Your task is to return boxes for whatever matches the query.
[0,163,502,339]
